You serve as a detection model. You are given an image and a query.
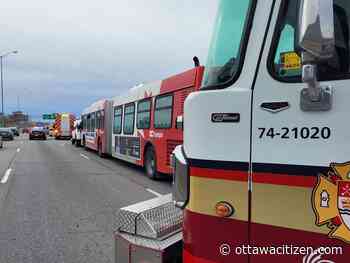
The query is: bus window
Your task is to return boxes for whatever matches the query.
[137,99,151,129]
[124,103,135,135]
[91,112,96,132]
[154,94,173,129]
[87,114,91,132]
[81,115,85,130]
[114,107,123,134]
[96,111,101,129]
[100,110,104,129]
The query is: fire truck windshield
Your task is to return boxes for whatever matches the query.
[202,0,252,89]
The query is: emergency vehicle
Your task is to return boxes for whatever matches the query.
[71,119,82,146]
[53,113,75,139]
[170,0,350,262]
[111,66,204,178]
[81,99,113,156]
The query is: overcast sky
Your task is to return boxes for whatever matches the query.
[1,0,217,120]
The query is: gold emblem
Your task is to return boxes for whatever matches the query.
[312,162,350,243]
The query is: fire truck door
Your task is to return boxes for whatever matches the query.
[250,0,350,262]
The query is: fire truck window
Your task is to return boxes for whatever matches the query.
[123,103,135,135]
[113,107,122,134]
[137,99,151,129]
[270,0,350,82]
[202,0,252,89]
[154,95,173,129]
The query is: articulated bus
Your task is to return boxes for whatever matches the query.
[111,66,204,178]
[81,99,113,157]
[80,66,204,178]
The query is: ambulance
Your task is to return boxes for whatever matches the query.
[170,0,350,262]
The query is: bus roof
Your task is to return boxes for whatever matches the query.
[82,99,108,115]
[112,67,203,107]
[112,80,161,107]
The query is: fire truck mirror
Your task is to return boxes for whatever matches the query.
[172,145,189,209]
[298,0,335,61]
[298,0,335,111]
[176,116,183,130]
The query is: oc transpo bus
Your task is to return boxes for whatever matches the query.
[81,99,113,157]
[80,66,204,179]
[111,66,204,179]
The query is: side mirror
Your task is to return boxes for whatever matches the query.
[298,0,335,60]
[298,0,334,111]
[176,115,183,130]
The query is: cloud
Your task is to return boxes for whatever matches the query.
[0,0,217,118]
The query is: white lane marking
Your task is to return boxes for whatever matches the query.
[146,188,163,197]
[1,168,13,184]
[17,148,21,153]
[80,154,90,160]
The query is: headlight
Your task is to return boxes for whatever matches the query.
[172,145,189,209]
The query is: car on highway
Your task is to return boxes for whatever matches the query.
[29,127,47,140]
[9,127,20,136]
[0,128,14,141]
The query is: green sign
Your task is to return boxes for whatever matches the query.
[43,113,57,120]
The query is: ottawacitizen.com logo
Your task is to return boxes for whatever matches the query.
[219,244,342,262]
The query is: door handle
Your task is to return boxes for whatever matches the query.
[260,102,290,113]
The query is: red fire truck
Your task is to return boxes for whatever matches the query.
[53,113,75,140]
[81,99,113,157]
[170,0,350,262]
[110,67,204,178]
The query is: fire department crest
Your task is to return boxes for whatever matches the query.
[312,162,350,243]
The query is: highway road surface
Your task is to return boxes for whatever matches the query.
[0,135,172,263]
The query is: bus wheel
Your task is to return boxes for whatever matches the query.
[145,146,158,180]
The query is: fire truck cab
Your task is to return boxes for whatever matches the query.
[171,0,350,262]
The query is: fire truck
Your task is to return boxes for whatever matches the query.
[53,113,75,139]
[116,0,350,262]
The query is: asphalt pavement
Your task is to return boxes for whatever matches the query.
[0,135,172,263]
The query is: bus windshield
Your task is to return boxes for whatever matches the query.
[202,0,252,89]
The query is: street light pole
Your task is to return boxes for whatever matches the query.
[0,50,18,116]
[1,56,3,115]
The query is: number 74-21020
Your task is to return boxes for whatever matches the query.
[258,127,331,140]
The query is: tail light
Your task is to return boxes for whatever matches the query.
[172,145,189,209]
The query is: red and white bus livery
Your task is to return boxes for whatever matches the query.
[81,99,113,157]
[111,66,204,178]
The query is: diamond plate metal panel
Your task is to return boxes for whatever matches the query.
[117,194,183,240]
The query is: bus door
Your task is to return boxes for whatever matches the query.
[250,0,350,262]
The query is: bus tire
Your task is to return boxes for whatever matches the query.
[145,146,158,180]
